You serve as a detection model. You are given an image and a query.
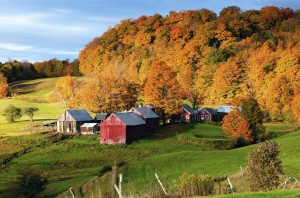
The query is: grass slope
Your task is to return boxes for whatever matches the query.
[0,78,300,197]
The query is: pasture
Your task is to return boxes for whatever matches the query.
[0,78,299,197]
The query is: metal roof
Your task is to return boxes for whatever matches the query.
[217,106,234,113]
[182,104,195,115]
[67,109,94,121]
[131,107,159,118]
[80,123,98,128]
[95,113,109,120]
[114,112,146,126]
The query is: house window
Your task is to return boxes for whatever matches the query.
[197,115,200,121]
[186,115,189,120]
[205,115,209,120]
[201,109,205,114]
[201,115,204,120]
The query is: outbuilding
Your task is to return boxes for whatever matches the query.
[80,123,99,134]
[57,109,94,133]
[100,112,146,144]
[129,107,160,131]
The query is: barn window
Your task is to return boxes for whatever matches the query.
[205,115,209,120]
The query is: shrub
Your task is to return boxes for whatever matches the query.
[10,170,48,198]
[173,173,214,197]
[246,141,283,191]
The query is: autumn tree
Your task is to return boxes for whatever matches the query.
[23,107,39,122]
[208,61,242,105]
[222,108,254,143]
[50,76,79,109]
[0,72,9,98]
[77,64,138,113]
[144,60,182,123]
[3,105,22,122]
[246,141,283,191]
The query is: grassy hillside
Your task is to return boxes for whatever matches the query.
[0,78,300,197]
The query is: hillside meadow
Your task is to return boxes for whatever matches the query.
[0,78,300,197]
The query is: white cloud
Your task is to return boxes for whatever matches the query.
[0,43,33,51]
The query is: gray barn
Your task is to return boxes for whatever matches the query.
[57,109,94,133]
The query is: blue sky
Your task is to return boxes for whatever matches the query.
[1,0,300,63]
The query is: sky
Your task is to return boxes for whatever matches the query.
[1,0,300,63]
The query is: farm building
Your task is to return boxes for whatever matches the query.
[100,112,147,144]
[80,123,99,135]
[95,112,110,131]
[129,107,160,131]
[95,113,110,123]
[171,104,195,123]
[144,104,156,112]
[57,109,94,133]
[196,108,218,122]
[217,106,235,121]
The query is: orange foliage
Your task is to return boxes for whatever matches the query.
[144,60,182,117]
[0,73,9,98]
[222,109,254,142]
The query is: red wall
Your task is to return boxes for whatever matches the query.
[100,114,126,144]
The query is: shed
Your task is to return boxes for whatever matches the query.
[196,108,218,122]
[95,113,110,123]
[57,109,94,133]
[129,107,160,130]
[217,106,234,121]
[171,104,195,123]
[100,112,146,144]
[95,112,110,131]
[80,123,99,135]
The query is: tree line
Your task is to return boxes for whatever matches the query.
[0,59,81,83]
[77,5,300,123]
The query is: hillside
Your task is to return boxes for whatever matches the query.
[78,6,300,122]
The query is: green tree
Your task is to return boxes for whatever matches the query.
[12,171,48,198]
[246,141,283,191]
[240,97,266,141]
[23,107,39,122]
[3,105,22,122]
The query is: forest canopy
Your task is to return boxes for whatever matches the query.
[78,6,300,121]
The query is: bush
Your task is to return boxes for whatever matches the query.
[246,141,283,191]
[173,173,214,197]
[49,133,74,143]
[10,170,48,198]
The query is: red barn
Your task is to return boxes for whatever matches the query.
[171,104,195,123]
[129,107,160,131]
[100,112,146,144]
[196,108,218,122]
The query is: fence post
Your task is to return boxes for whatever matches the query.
[155,173,169,196]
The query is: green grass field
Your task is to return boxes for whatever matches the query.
[0,78,300,197]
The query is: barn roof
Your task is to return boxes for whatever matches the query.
[80,123,98,128]
[145,104,155,109]
[67,109,94,121]
[114,112,146,126]
[95,113,109,120]
[217,106,234,113]
[203,108,217,115]
[182,104,195,115]
[131,107,159,119]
